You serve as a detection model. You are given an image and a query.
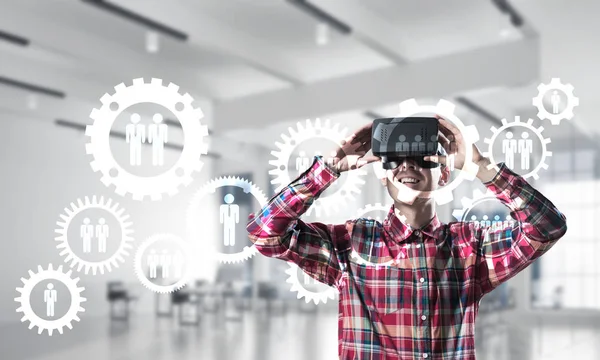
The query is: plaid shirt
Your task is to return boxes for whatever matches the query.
[247,156,567,360]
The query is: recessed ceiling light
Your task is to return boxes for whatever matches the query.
[146,31,159,53]
[316,23,329,46]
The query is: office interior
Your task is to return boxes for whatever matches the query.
[1,1,599,359]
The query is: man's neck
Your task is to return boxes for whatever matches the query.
[393,199,435,229]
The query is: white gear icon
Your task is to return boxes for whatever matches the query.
[482,116,552,180]
[389,99,480,205]
[187,176,267,264]
[452,188,522,227]
[15,264,86,336]
[269,118,367,216]
[532,78,579,125]
[349,203,403,269]
[55,196,135,275]
[86,78,209,201]
[285,262,337,305]
[134,233,193,294]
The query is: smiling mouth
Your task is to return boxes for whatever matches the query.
[393,177,421,186]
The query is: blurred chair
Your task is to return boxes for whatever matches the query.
[107,281,138,321]
[171,288,201,326]
[258,281,287,316]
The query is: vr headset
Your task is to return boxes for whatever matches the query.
[371,117,446,170]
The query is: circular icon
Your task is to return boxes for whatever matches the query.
[349,203,398,269]
[134,234,192,293]
[285,262,337,305]
[54,196,134,275]
[269,118,366,216]
[15,264,86,336]
[532,78,579,125]
[482,116,552,180]
[187,176,267,264]
[86,78,209,201]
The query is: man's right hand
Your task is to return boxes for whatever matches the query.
[331,122,380,173]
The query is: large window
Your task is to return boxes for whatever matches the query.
[531,149,597,309]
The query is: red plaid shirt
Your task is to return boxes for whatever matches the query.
[247,157,567,360]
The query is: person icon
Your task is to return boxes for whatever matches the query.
[296,150,311,175]
[326,150,338,168]
[95,218,109,253]
[173,250,184,279]
[303,272,314,285]
[492,215,501,230]
[220,194,240,247]
[148,113,168,166]
[470,215,479,229]
[518,132,533,170]
[44,283,57,317]
[160,249,172,279]
[502,131,517,170]
[427,134,438,154]
[395,134,409,153]
[446,135,456,171]
[551,90,561,114]
[80,217,94,253]
[411,135,426,155]
[147,249,159,279]
[125,113,146,166]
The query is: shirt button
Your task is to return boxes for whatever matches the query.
[421,315,427,320]
[416,244,421,248]
[420,277,425,283]
[414,230,421,236]
[423,354,428,358]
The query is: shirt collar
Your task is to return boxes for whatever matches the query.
[383,204,443,243]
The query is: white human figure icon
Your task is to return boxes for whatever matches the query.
[303,272,313,285]
[148,113,168,166]
[518,132,533,170]
[147,249,159,279]
[502,132,517,169]
[160,249,172,279]
[426,134,437,154]
[411,135,426,155]
[326,150,337,168]
[173,250,184,279]
[551,90,561,114]
[95,217,109,253]
[220,194,239,247]
[296,150,311,175]
[492,215,501,230]
[447,135,456,171]
[80,217,94,253]
[483,215,491,228]
[395,134,409,153]
[471,215,479,229]
[44,283,57,317]
[125,113,146,166]
[506,215,515,228]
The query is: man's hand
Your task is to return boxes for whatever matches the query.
[330,122,380,173]
[424,115,487,170]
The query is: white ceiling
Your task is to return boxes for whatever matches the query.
[0,0,596,150]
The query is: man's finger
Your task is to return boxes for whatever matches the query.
[436,116,463,140]
[423,155,446,165]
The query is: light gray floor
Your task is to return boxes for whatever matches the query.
[2,307,600,360]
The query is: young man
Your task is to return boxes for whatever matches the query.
[246,117,567,360]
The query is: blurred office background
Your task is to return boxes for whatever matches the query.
[1,0,599,359]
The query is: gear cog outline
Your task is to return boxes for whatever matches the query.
[187,176,268,264]
[451,188,522,229]
[285,262,337,305]
[349,203,399,270]
[532,78,579,125]
[482,116,552,180]
[55,196,135,275]
[134,233,193,294]
[269,118,367,216]
[86,78,209,201]
[15,264,86,336]
[389,99,480,205]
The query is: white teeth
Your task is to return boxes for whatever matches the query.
[400,178,419,184]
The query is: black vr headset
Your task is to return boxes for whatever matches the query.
[371,117,446,170]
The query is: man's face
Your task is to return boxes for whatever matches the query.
[380,158,451,204]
